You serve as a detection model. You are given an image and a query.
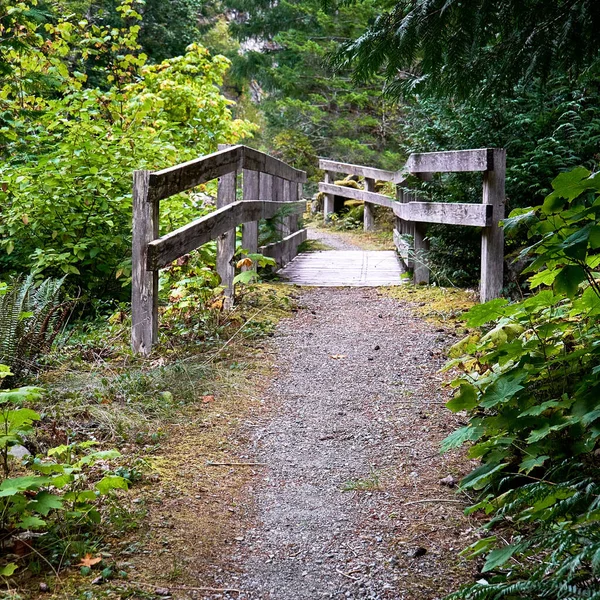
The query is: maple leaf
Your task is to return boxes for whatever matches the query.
[202,395,215,403]
[77,554,102,568]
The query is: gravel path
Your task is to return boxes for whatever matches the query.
[227,286,475,600]
[307,227,363,250]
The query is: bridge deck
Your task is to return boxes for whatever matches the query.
[277,250,405,287]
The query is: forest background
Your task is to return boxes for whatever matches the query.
[2,1,600,599]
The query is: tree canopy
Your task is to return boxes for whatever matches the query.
[336,0,600,99]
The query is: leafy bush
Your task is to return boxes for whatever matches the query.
[444,167,600,598]
[0,276,70,379]
[0,367,128,576]
[0,1,256,299]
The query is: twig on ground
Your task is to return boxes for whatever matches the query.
[207,461,267,467]
[336,568,361,582]
[403,498,464,506]
[123,581,247,594]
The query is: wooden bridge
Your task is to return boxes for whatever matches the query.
[131,145,505,355]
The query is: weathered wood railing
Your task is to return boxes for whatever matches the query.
[319,148,506,302]
[132,145,307,355]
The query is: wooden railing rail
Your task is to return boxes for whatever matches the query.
[318,148,505,302]
[132,145,307,355]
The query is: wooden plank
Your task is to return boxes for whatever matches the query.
[278,250,404,287]
[480,149,506,302]
[405,148,493,174]
[216,164,237,307]
[323,172,335,221]
[393,202,493,227]
[260,172,273,201]
[148,145,244,202]
[319,159,398,183]
[147,201,305,270]
[131,170,158,356]
[242,169,259,270]
[364,178,375,231]
[319,182,396,209]
[260,229,307,268]
[243,146,307,183]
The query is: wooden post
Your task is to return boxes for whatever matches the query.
[217,165,237,308]
[364,178,375,231]
[131,170,158,356]
[412,172,432,285]
[242,169,259,271]
[288,180,299,235]
[413,222,430,285]
[481,149,506,302]
[323,171,334,221]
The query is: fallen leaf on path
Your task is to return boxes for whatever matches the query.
[78,554,102,568]
[330,354,347,360]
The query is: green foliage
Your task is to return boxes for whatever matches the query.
[0,2,256,298]
[336,0,600,99]
[0,373,127,574]
[443,167,600,598]
[0,275,69,379]
[209,0,405,176]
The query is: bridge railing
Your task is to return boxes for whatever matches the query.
[132,144,307,355]
[318,148,505,302]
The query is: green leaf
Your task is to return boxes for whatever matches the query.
[17,515,47,530]
[95,475,129,494]
[480,371,526,409]
[31,491,63,516]
[460,536,497,558]
[233,270,258,285]
[529,268,560,288]
[447,383,478,412]
[440,425,485,453]
[460,462,507,490]
[482,543,521,572]
[519,455,549,474]
[462,298,508,327]
[554,265,587,297]
[0,563,18,577]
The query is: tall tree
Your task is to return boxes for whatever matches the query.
[336,0,600,99]
[207,0,405,175]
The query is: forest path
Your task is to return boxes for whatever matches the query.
[224,281,476,599]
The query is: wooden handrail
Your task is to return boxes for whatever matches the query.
[318,147,506,302]
[132,146,308,356]
[147,200,305,270]
[148,145,306,202]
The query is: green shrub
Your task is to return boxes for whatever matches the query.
[444,167,600,598]
[0,2,256,299]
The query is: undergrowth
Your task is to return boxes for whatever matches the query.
[443,167,600,599]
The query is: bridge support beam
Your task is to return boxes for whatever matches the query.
[217,144,237,309]
[323,171,334,221]
[131,170,158,356]
[480,149,506,302]
[364,178,375,231]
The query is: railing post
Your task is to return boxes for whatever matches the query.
[413,222,430,285]
[323,171,334,221]
[481,148,506,302]
[217,145,237,308]
[131,170,158,356]
[364,178,375,231]
[242,169,259,270]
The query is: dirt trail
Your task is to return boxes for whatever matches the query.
[223,284,477,598]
